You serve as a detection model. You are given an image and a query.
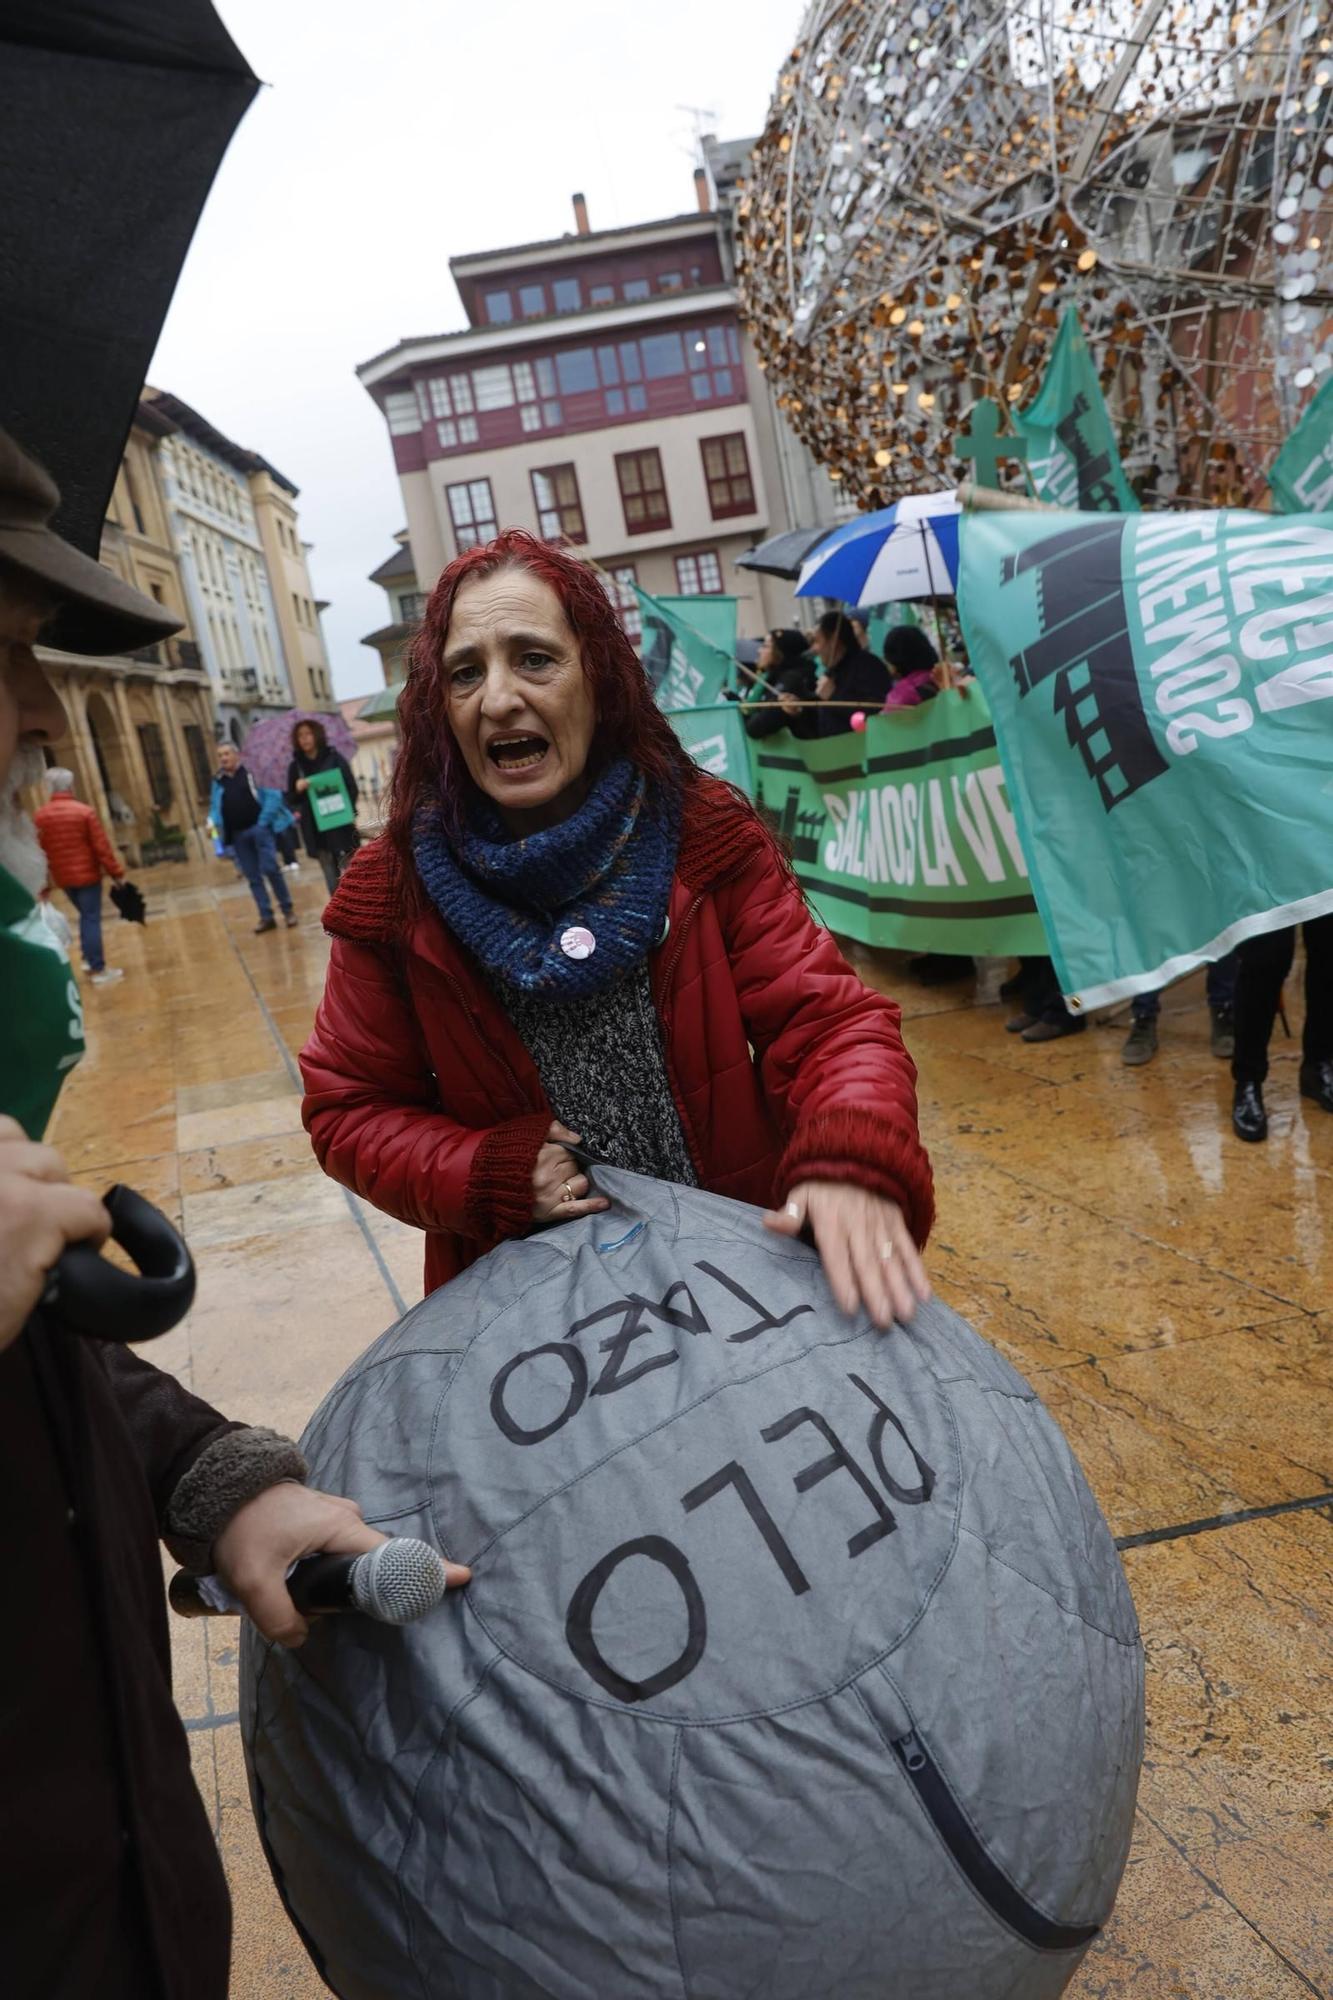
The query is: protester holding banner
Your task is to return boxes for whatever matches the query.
[1231,920,1333,1141]
[881,625,941,711]
[302,530,934,1329]
[782,611,890,738]
[739,627,815,740]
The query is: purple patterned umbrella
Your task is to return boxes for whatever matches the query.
[240,710,359,790]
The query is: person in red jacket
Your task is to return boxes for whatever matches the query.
[34,765,125,984]
[302,530,933,1326]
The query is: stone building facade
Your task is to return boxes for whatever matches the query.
[38,399,218,865]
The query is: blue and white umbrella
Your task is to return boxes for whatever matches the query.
[796,493,961,606]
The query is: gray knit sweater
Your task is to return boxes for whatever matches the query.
[497,963,698,1187]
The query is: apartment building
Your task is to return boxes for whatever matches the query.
[144,389,337,741]
[248,464,337,711]
[355,178,806,640]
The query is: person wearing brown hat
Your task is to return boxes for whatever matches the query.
[0,426,409,2000]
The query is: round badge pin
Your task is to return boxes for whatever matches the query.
[560,925,596,961]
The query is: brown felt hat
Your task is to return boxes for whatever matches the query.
[0,426,182,656]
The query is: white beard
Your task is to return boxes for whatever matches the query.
[0,744,53,898]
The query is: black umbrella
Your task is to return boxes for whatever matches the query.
[109,879,147,925]
[0,2,259,556]
[736,525,836,581]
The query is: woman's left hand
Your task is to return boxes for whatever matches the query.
[815,674,834,701]
[763,1181,930,1329]
[295,776,310,793]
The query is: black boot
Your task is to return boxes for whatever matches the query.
[1231,1081,1268,1142]
[1299,1058,1333,1112]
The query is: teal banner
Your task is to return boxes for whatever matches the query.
[1268,375,1333,513]
[669,689,1046,957]
[958,507,1333,1008]
[1013,307,1139,514]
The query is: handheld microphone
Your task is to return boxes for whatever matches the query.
[169,1536,449,1627]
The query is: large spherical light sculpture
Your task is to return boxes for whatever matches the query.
[738,0,1333,510]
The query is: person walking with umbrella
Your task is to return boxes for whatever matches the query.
[286,717,360,895]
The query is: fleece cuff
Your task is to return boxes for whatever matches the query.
[164,1426,308,1573]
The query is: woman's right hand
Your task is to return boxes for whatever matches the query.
[531,1121,610,1224]
[295,776,310,793]
[777,690,802,716]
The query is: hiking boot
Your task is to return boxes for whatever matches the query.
[284,910,300,929]
[1231,1081,1268,1142]
[1121,1017,1159,1066]
[1004,1011,1038,1034]
[1299,1058,1333,1112]
[1209,1005,1235,1061]
[254,917,277,934]
[1021,1015,1087,1043]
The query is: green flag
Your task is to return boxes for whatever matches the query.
[654,595,738,659]
[1268,374,1333,512]
[1013,307,1139,514]
[957,507,1333,1009]
[637,586,736,711]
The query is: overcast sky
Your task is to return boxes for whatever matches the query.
[147,0,802,699]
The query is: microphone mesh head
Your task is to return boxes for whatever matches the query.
[349,1539,449,1624]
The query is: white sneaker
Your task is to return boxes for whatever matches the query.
[90,967,125,986]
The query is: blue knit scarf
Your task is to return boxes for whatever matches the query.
[413,759,681,997]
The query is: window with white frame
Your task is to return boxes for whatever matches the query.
[601,564,641,643]
[429,374,480,448]
[675,550,724,595]
[530,465,586,544]
[384,390,420,435]
[446,479,499,550]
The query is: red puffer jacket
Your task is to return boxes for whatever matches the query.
[301,781,933,1297]
[34,793,123,889]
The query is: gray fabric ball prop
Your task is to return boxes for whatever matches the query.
[242,1169,1142,2000]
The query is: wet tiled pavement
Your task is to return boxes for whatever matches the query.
[48,858,1332,1998]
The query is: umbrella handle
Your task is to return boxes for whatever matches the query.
[41,1185,196,1343]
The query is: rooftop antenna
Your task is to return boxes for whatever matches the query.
[675,103,719,167]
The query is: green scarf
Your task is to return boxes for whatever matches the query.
[0,865,86,1139]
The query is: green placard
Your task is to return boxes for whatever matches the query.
[957,506,1333,1008]
[307,765,356,831]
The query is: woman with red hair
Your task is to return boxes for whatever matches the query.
[301,532,933,1323]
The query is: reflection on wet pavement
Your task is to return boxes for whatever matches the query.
[49,864,1332,1999]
